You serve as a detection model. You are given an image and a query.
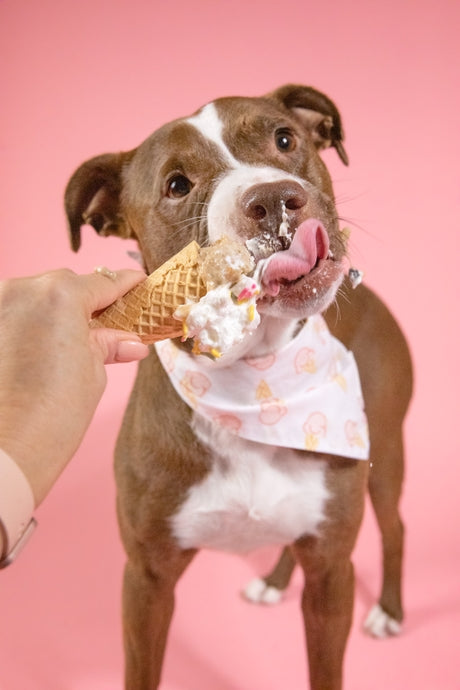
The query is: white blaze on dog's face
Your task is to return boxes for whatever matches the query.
[66,86,350,319]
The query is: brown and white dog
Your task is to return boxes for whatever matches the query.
[65,84,412,690]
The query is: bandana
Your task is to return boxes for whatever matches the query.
[155,314,369,460]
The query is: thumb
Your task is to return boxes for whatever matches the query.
[90,328,150,364]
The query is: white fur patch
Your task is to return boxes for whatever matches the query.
[243,577,284,605]
[170,417,330,553]
[187,103,240,167]
[364,604,402,638]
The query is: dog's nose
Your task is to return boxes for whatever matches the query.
[241,180,308,233]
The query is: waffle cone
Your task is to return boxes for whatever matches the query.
[91,241,206,343]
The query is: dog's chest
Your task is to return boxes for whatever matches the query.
[170,416,330,553]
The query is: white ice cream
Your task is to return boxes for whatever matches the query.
[177,275,260,357]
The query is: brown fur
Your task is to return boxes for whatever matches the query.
[65,84,412,690]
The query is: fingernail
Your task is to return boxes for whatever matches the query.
[115,340,150,362]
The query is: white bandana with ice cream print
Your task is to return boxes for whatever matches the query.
[155,314,369,460]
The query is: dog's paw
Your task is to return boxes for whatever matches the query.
[242,577,284,605]
[363,604,402,638]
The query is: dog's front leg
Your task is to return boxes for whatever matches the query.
[122,549,196,690]
[292,458,368,690]
[293,544,355,690]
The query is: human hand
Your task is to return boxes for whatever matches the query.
[0,268,149,506]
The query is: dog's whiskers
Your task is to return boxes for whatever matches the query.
[169,214,208,229]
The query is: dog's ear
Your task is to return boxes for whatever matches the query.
[64,151,135,251]
[269,84,349,165]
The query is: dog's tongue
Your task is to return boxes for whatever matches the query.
[260,219,329,296]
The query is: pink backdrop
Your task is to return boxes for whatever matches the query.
[1,1,459,688]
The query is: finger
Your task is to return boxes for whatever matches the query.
[89,328,150,364]
[78,269,147,317]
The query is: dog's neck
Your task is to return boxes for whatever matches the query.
[211,315,302,367]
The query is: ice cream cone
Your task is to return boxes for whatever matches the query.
[91,241,206,343]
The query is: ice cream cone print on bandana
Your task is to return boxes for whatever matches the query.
[332,373,348,391]
[295,347,317,374]
[345,418,368,451]
[329,357,348,391]
[158,340,179,373]
[303,412,327,451]
[213,413,243,433]
[155,314,370,460]
[180,370,211,407]
[256,380,288,426]
[156,341,210,407]
[245,353,276,371]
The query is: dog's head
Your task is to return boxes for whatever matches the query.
[65,84,349,319]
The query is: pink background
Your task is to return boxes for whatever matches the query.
[1,0,459,688]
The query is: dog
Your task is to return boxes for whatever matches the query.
[65,84,413,690]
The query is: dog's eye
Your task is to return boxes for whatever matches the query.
[167,174,193,198]
[275,129,296,153]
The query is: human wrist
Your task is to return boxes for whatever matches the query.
[0,415,53,507]
[0,399,83,507]
[0,448,37,568]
